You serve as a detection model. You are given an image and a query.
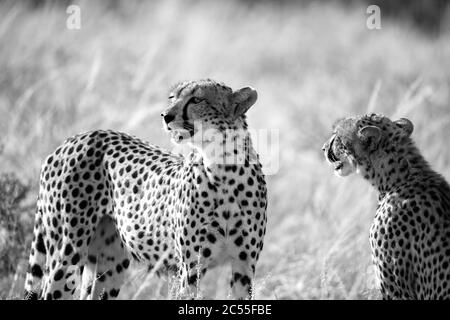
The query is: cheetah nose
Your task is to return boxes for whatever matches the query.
[163,114,175,124]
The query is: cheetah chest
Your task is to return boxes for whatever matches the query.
[369,194,417,294]
[180,170,266,268]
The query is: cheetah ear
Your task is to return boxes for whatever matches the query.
[230,87,258,120]
[358,125,381,150]
[394,118,414,137]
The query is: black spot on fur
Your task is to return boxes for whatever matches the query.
[110,289,119,298]
[206,233,216,243]
[71,253,80,265]
[203,248,211,258]
[31,264,43,278]
[88,255,97,264]
[36,233,46,254]
[54,269,64,281]
[53,290,62,299]
[234,236,243,246]
[64,244,73,255]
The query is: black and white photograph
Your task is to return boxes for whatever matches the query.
[0,0,450,305]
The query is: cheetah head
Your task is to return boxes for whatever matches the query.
[161,79,257,146]
[322,113,414,177]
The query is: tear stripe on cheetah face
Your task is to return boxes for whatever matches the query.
[23,80,267,300]
[323,113,450,299]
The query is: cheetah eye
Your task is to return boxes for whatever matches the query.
[189,97,203,104]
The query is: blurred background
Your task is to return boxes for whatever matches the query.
[0,0,449,299]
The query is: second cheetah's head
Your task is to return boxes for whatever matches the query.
[322,113,414,177]
[161,79,257,145]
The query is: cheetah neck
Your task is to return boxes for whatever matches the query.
[360,141,434,194]
[189,130,260,181]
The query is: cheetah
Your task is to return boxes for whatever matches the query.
[322,113,450,299]
[24,79,267,300]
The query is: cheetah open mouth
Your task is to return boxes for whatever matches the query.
[325,136,340,166]
[328,150,345,172]
[324,136,355,176]
[334,161,344,170]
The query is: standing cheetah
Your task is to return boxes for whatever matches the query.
[24,79,267,300]
[322,113,450,299]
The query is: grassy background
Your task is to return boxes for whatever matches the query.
[0,0,449,299]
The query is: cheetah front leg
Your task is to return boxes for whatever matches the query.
[230,258,255,300]
[184,263,207,299]
[229,228,261,299]
[181,237,222,299]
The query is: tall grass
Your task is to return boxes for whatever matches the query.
[0,0,449,299]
